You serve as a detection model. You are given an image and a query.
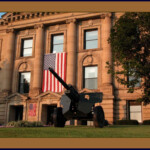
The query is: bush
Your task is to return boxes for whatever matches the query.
[14,121,31,127]
[115,120,139,125]
[32,121,43,127]
[7,121,43,127]
[143,120,150,125]
[7,121,17,127]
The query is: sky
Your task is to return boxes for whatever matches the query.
[0,12,6,18]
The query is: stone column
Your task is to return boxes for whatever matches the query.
[102,13,112,86]
[66,19,77,87]
[31,24,44,96]
[3,29,15,94]
[101,13,114,124]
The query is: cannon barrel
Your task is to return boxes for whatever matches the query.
[48,67,70,90]
[48,67,79,103]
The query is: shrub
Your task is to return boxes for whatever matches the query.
[115,120,139,125]
[7,121,43,127]
[15,121,31,127]
[143,120,150,125]
[7,121,17,127]
[32,121,43,127]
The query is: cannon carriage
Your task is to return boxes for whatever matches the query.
[49,67,105,128]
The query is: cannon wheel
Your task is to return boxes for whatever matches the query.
[53,107,65,127]
[93,106,105,128]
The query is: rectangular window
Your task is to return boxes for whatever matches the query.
[51,34,64,53]
[83,66,98,89]
[127,63,141,87]
[84,29,98,50]
[18,72,31,94]
[127,101,142,123]
[21,38,33,57]
[127,75,141,87]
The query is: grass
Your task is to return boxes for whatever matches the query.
[0,125,150,138]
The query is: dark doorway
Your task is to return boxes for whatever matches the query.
[9,105,23,122]
[47,105,56,125]
[81,120,87,125]
[41,104,57,125]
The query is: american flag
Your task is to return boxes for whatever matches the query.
[28,103,36,116]
[42,52,67,93]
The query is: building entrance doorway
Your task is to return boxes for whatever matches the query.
[41,104,57,125]
[9,105,23,122]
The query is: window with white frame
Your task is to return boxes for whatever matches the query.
[21,38,33,57]
[51,34,64,53]
[84,29,98,50]
[83,66,98,89]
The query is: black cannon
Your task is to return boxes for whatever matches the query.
[49,67,105,128]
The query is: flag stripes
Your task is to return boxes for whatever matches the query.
[28,103,36,116]
[42,52,67,93]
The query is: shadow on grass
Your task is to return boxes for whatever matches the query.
[64,125,141,129]
[108,125,142,128]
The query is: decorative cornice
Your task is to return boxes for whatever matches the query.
[5,92,28,101]
[34,24,44,29]
[105,13,112,18]
[66,18,76,24]
[0,12,61,26]
[55,25,60,31]
[100,13,112,19]
[36,90,61,98]
[88,20,93,26]
[6,28,15,33]
[100,14,106,19]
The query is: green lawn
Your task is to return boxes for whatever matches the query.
[0,125,150,138]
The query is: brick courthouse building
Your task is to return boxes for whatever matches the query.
[0,12,150,125]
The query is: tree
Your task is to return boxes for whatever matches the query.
[107,12,150,105]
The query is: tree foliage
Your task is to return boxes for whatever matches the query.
[108,12,150,105]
